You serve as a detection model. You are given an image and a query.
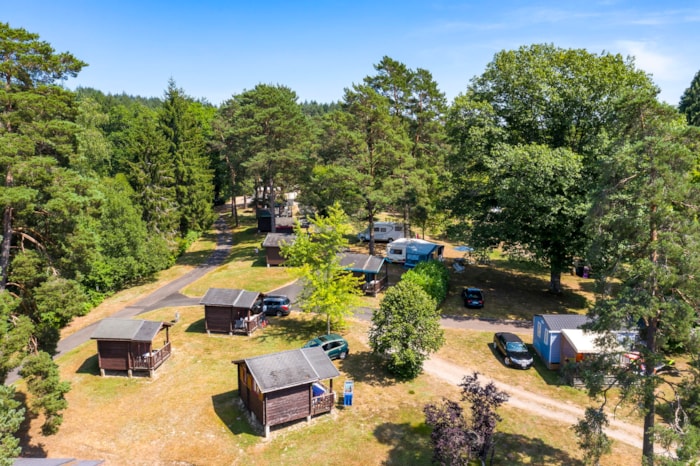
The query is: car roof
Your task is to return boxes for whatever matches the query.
[497,332,523,342]
[264,295,288,300]
[317,334,344,342]
[466,287,482,292]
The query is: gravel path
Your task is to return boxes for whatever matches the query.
[41,210,648,453]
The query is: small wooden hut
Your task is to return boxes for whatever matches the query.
[233,346,340,437]
[339,253,388,296]
[90,318,172,377]
[200,288,263,335]
[262,233,296,266]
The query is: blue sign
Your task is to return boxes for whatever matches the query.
[343,380,354,406]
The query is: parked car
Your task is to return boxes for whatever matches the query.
[259,295,291,316]
[462,287,484,308]
[493,332,533,369]
[303,334,349,360]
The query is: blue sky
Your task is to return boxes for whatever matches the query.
[4,1,699,106]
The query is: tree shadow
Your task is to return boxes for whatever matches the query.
[493,432,584,465]
[211,390,259,436]
[374,422,433,465]
[14,390,48,458]
[444,260,590,320]
[339,349,397,387]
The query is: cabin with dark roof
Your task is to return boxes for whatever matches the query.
[90,318,172,377]
[339,253,388,296]
[200,288,263,335]
[233,346,340,437]
[262,233,296,266]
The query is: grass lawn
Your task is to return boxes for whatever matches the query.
[20,209,645,465]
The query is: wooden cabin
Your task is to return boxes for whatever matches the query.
[200,288,263,335]
[233,346,340,437]
[262,233,296,266]
[90,318,172,377]
[339,253,388,296]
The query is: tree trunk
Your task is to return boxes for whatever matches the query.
[549,268,562,294]
[0,205,12,291]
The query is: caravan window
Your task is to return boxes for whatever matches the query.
[395,225,403,232]
[390,247,403,255]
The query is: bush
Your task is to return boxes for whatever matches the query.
[400,260,449,304]
[369,280,444,380]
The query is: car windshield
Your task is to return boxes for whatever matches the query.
[468,293,481,299]
[506,341,527,352]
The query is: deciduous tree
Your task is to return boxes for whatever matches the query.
[369,279,444,379]
[281,202,362,333]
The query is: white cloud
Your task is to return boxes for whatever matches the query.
[615,40,675,80]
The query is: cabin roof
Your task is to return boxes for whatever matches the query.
[199,288,260,308]
[538,314,591,332]
[90,318,168,342]
[262,233,296,248]
[339,253,384,274]
[234,346,340,393]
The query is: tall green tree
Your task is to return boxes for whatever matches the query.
[447,44,657,292]
[0,385,23,464]
[225,84,312,229]
[0,22,87,442]
[583,95,700,464]
[281,202,362,333]
[0,21,86,289]
[365,57,448,238]
[159,80,214,236]
[679,70,700,127]
[338,84,408,254]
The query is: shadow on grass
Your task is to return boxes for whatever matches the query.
[255,315,327,344]
[76,354,100,375]
[339,349,397,387]
[374,422,433,466]
[185,318,207,334]
[444,261,590,320]
[374,421,584,466]
[211,390,259,436]
[494,431,584,465]
[16,390,48,458]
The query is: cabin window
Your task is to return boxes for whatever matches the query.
[544,329,550,346]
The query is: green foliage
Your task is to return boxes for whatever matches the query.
[679,70,700,127]
[0,385,24,465]
[369,279,444,379]
[447,44,658,292]
[572,407,611,466]
[400,260,449,304]
[281,203,363,333]
[19,351,70,436]
[583,96,700,463]
[159,80,215,236]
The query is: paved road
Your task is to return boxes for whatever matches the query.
[54,215,233,358]
[53,211,531,360]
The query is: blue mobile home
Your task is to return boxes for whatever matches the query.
[532,314,591,370]
[404,241,444,268]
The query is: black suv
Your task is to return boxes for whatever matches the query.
[259,295,291,316]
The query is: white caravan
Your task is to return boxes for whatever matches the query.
[385,238,436,264]
[357,222,406,243]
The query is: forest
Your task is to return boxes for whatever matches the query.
[2,21,700,464]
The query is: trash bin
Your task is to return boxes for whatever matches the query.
[343,380,354,406]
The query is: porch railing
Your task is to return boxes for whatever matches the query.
[133,341,172,371]
[311,391,336,415]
